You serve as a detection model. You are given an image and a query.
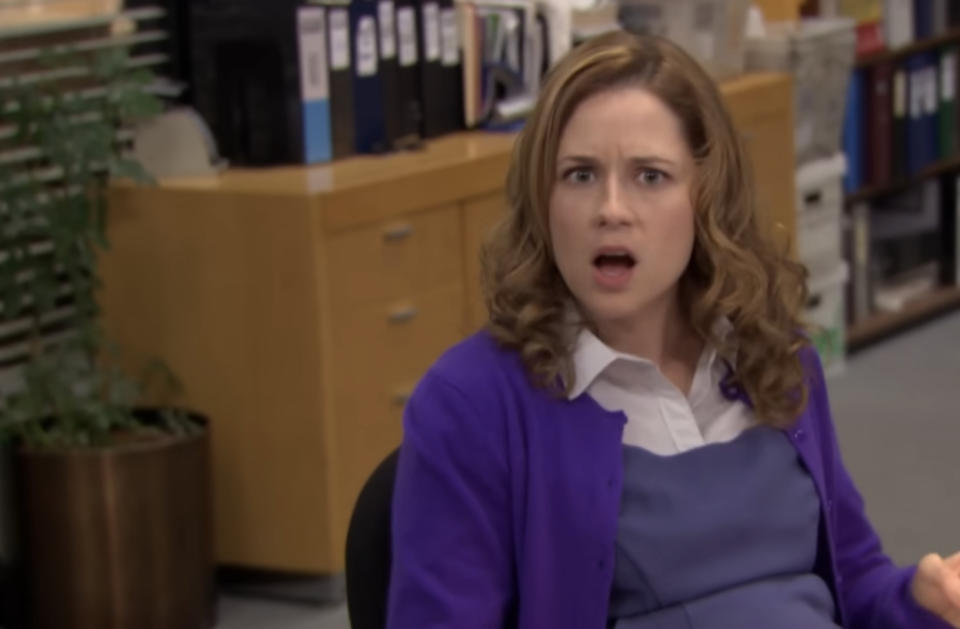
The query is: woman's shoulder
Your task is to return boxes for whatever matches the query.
[422,329,529,399]
[402,329,537,447]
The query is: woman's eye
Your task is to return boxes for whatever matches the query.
[637,169,667,185]
[563,168,595,184]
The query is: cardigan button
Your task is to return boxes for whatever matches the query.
[793,429,805,441]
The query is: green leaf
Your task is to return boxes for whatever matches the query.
[0,43,180,450]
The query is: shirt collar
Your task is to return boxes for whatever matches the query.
[567,319,733,400]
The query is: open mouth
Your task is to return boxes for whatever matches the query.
[593,251,636,275]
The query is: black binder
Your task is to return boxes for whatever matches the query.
[416,0,447,138]
[394,0,424,144]
[188,0,314,165]
[350,0,388,153]
[438,0,464,133]
[318,0,357,158]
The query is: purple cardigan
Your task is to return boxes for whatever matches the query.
[388,331,948,628]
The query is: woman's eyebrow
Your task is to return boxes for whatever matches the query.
[626,155,678,168]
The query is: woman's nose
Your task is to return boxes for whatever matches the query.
[596,179,633,227]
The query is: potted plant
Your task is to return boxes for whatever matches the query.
[0,44,214,629]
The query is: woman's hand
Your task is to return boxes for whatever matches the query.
[912,552,960,627]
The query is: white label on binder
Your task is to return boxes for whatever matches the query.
[943,53,956,102]
[894,71,907,116]
[357,16,378,77]
[330,9,350,70]
[422,2,441,62]
[924,66,939,114]
[379,1,397,59]
[440,7,458,66]
[297,7,329,101]
[397,7,418,66]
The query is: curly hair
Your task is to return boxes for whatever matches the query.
[480,31,811,427]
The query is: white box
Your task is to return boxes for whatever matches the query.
[796,153,847,276]
[745,17,857,165]
[617,0,751,80]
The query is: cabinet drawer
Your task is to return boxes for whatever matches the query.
[328,283,465,540]
[329,282,465,398]
[326,205,463,309]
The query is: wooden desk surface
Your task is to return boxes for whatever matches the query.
[160,132,519,197]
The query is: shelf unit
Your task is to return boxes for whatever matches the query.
[855,28,960,69]
[848,286,960,350]
[845,154,960,206]
[844,31,960,350]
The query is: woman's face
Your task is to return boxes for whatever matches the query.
[548,86,697,332]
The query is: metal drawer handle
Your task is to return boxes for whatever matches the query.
[383,222,414,242]
[388,305,418,323]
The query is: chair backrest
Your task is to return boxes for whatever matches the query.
[345,448,399,629]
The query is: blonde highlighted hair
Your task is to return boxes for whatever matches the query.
[481,31,811,426]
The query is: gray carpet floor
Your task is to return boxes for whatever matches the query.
[219,311,960,628]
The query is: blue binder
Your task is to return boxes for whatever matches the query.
[922,52,941,168]
[906,55,931,174]
[297,5,333,163]
[843,69,864,193]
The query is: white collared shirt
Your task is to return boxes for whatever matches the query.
[568,327,757,456]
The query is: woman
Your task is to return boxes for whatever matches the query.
[387,31,960,628]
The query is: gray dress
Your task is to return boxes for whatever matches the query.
[608,426,841,628]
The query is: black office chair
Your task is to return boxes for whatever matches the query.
[345,448,399,629]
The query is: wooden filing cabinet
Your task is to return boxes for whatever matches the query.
[100,72,796,574]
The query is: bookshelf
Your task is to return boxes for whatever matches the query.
[844,29,960,350]
[848,285,960,349]
[855,28,960,69]
[845,154,960,206]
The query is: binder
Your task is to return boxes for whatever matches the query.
[906,54,935,175]
[921,52,941,166]
[394,0,425,145]
[843,68,865,194]
[417,0,447,138]
[297,5,333,163]
[350,0,388,153]
[933,0,949,35]
[376,0,401,148]
[189,0,337,166]
[939,47,958,158]
[891,62,909,179]
[868,62,893,186]
[439,0,465,132]
[322,0,357,158]
[914,0,934,40]
[951,1,960,27]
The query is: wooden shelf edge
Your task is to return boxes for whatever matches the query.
[856,28,960,69]
[844,155,960,207]
[847,286,960,350]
